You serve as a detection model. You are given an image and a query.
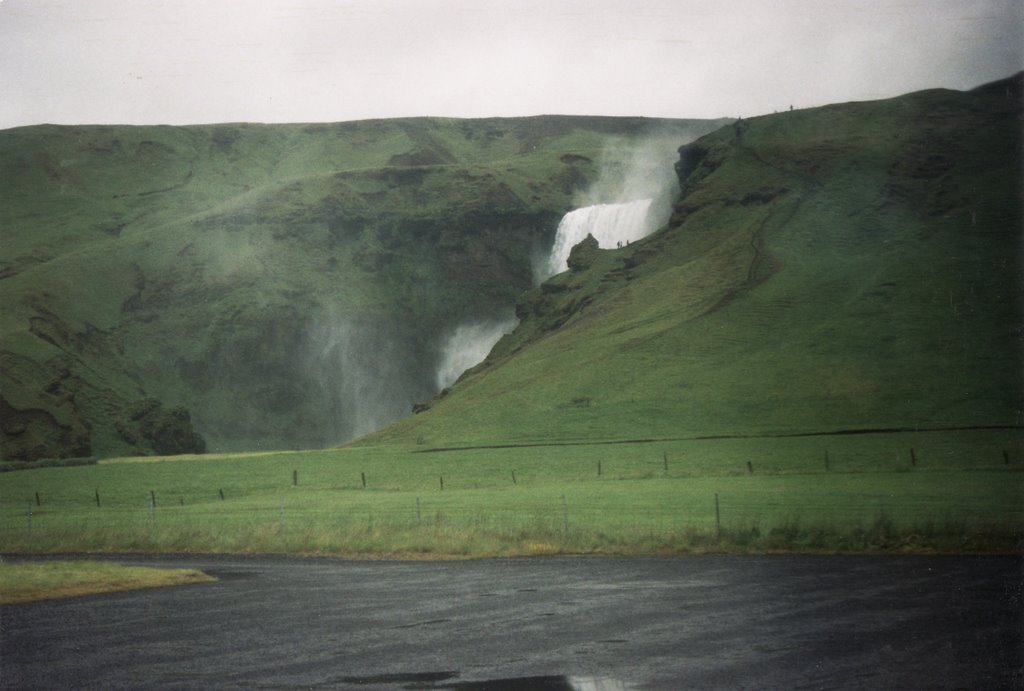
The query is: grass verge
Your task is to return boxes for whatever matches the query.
[0,561,216,605]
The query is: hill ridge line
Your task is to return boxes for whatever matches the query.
[412,425,1022,453]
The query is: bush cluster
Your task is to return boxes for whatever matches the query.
[0,456,98,473]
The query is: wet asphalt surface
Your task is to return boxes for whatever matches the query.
[1,554,1020,690]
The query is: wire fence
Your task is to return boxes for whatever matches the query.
[3,429,1022,551]
[7,477,1022,547]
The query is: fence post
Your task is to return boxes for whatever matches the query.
[35,492,41,507]
[715,493,721,539]
[664,452,668,475]
[746,461,753,474]
[219,488,225,500]
[293,469,298,486]
[361,472,367,488]
[511,470,517,485]
[440,475,444,491]
[909,448,917,467]
[95,489,101,508]
[149,492,156,520]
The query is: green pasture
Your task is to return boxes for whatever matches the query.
[2,428,1020,556]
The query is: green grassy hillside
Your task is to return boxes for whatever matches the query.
[362,75,1023,448]
[1,116,722,459]
[4,81,1020,559]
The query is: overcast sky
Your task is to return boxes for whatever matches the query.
[1,0,1021,130]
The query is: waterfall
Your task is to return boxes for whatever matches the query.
[306,314,432,443]
[435,316,518,390]
[542,198,653,280]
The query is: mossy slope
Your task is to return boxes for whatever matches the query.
[363,75,1023,447]
[1,116,722,458]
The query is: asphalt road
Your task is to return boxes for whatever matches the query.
[1,554,1020,689]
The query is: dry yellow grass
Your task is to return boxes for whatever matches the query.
[0,561,215,605]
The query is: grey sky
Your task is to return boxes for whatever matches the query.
[1,0,1021,129]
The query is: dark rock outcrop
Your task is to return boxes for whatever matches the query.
[0,395,91,462]
[116,398,206,456]
[566,233,600,272]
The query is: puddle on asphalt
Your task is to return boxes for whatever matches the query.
[446,676,632,690]
[340,671,458,685]
[390,618,452,630]
[340,672,632,690]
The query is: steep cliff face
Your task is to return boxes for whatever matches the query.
[1,116,721,458]
[360,74,1023,447]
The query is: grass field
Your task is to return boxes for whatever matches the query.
[2,428,1020,557]
[0,560,215,604]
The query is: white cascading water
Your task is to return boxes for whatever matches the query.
[433,199,653,389]
[542,198,653,280]
[434,317,518,390]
